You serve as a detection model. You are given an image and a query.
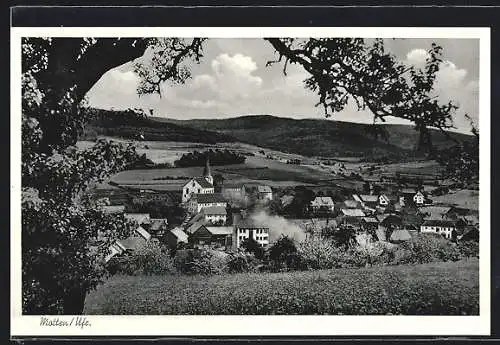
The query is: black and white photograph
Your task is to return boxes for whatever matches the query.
[11,25,490,337]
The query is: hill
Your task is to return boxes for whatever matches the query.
[80,108,237,144]
[160,115,474,159]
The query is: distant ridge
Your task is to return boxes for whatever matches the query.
[80,108,237,144]
[159,115,474,158]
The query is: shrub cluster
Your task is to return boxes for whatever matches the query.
[107,241,175,276]
[174,149,246,167]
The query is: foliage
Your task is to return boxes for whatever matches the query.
[126,197,186,223]
[240,237,265,260]
[85,259,479,315]
[269,235,299,270]
[174,149,246,167]
[457,240,479,259]
[330,225,357,249]
[399,233,462,264]
[21,37,205,314]
[107,241,175,276]
[174,249,229,275]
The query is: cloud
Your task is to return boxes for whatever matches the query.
[405,48,479,132]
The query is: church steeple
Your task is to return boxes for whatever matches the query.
[203,156,213,185]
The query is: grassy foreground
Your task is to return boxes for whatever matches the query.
[84,259,479,315]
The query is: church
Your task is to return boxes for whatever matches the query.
[181,158,215,203]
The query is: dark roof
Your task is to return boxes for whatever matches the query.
[422,219,456,227]
[236,218,268,229]
[192,193,226,204]
[222,183,243,189]
[390,229,412,242]
[258,185,272,193]
[194,177,214,189]
[202,206,227,215]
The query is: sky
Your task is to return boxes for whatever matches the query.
[86,38,479,134]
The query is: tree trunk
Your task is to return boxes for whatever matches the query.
[62,288,87,315]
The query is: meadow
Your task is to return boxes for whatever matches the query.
[84,259,478,315]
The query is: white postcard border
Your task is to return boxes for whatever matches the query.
[10,26,491,337]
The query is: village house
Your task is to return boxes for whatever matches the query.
[181,158,215,203]
[340,208,366,218]
[100,204,126,214]
[201,205,227,225]
[361,217,379,234]
[189,225,233,249]
[233,213,270,249]
[420,219,457,239]
[188,193,227,214]
[148,218,169,238]
[353,194,379,209]
[104,225,153,263]
[221,183,244,196]
[389,228,413,243]
[165,226,189,250]
[310,196,335,213]
[400,188,428,206]
[378,194,391,207]
[257,185,273,201]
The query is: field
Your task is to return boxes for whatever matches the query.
[84,259,479,315]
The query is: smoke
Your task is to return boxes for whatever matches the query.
[250,210,307,243]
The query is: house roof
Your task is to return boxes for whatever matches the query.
[192,193,226,204]
[422,219,456,227]
[101,205,126,214]
[258,185,272,193]
[235,218,268,229]
[376,214,390,223]
[390,229,412,242]
[222,183,243,189]
[184,177,213,189]
[362,217,379,224]
[136,226,152,240]
[124,213,151,225]
[344,200,361,208]
[149,218,168,231]
[419,206,453,220]
[185,220,207,234]
[116,236,147,251]
[359,195,379,203]
[170,227,188,243]
[375,227,386,241]
[380,214,402,226]
[340,208,366,217]
[202,206,227,215]
[311,196,334,206]
[206,226,234,236]
[194,177,214,189]
[401,188,417,194]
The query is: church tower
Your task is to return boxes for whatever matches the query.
[203,156,213,185]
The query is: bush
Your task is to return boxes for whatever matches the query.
[458,240,479,258]
[398,233,462,264]
[174,249,230,275]
[108,241,175,275]
[297,239,346,269]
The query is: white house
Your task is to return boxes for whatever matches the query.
[310,196,335,212]
[181,158,215,203]
[257,185,273,201]
[420,219,457,239]
[413,191,425,205]
[188,193,227,214]
[202,206,227,225]
[234,218,270,249]
[378,194,391,206]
